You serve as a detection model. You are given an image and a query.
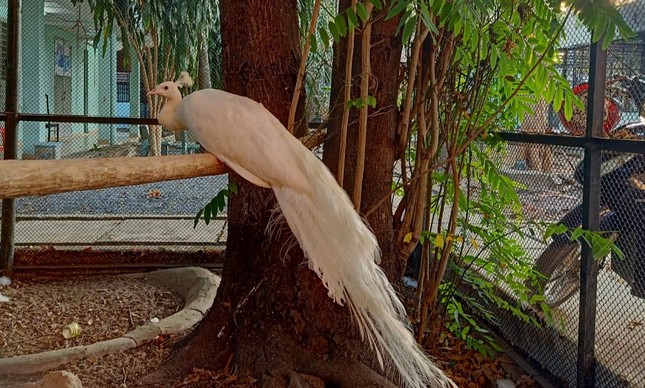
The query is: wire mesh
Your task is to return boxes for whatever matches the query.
[2,0,645,386]
[593,151,645,386]
[475,142,583,386]
[483,144,645,387]
[0,0,229,249]
[476,2,645,385]
[589,4,645,379]
[0,1,7,157]
[494,4,645,384]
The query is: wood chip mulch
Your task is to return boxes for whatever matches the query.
[0,275,541,387]
[0,276,183,359]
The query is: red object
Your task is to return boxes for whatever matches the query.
[558,83,621,136]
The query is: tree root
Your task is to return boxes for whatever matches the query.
[293,353,397,388]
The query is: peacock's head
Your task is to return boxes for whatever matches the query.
[148,71,194,101]
[148,81,180,100]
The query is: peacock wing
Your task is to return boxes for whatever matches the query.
[179,89,316,194]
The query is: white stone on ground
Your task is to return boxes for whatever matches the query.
[20,370,83,388]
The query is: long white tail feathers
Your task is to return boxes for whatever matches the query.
[272,169,455,388]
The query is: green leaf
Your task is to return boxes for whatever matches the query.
[543,223,568,240]
[368,0,383,10]
[215,194,226,212]
[433,0,445,15]
[328,21,340,42]
[591,238,611,259]
[452,16,462,36]
[592,18,608,44]
[309,34,317,53]
[204,203,212,225]
[386,0,408,21]
[563,94,573,121]
[570,227,583,241]
[402,14,417,44]
[367,95,377,108]
[602,23,615,50]
[356,2,369,22]
[346,8,358,29]
[490,45,498,70]
[335,14,348,37]
[318,26,330,48]
[193,209,203,229]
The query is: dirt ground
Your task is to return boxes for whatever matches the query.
[0,276,182,359]
[0,274,540,387]
[2,332,537,388]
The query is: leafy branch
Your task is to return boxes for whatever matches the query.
[194,183,238,228]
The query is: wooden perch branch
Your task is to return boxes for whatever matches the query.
[0,154,228,199]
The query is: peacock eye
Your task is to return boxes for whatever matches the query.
[164,86,168,90]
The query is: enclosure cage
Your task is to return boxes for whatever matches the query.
[0,1,644,387]
[0,0,228,262]
[484,3,645,386]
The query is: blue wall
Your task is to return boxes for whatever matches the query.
[18,0,121,155]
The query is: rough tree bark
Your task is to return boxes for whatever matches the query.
[323,0,404,284]
[151,1,398,386]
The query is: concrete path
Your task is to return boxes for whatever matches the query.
[14,218,228,247]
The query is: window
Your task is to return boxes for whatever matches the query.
[117,71,130,102]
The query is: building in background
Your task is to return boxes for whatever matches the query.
[0,0,141,159]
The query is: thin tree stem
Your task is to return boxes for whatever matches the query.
[288,0,322,133]
[396,20,428,153]
[352,2,374,209]
[337,0,358,186]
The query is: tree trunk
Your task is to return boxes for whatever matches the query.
[323,0,404,284]
[198,35,212,90]
[149,1,394,386]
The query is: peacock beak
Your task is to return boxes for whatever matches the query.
[147,89,158,96]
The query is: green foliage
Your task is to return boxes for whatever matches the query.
[442,290,503,358]
[428,146,551,351]
[326,1,368,43]
[299,0,336,119]
[346,95,377,109]
[563,0,635,49]
[379,0,635,356]
[386,0,632,130]
[543,223,625,260]
[72,0,216,88]
[194,183,238,228]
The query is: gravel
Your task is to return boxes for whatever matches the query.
[12,176,229,216]
[0,275,183,358]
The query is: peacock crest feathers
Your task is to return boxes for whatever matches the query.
[175,71,194,88]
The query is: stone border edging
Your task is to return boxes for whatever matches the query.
[0,267,220,375]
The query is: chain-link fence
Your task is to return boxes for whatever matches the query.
[0,0,229,257]
[472,3,645,385]
[486,143,645,386]
[2,0,645,386]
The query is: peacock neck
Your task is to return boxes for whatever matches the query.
[158,98,184,131]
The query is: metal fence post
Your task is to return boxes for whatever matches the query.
[577,38,607,388]
[0,0,21,276]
